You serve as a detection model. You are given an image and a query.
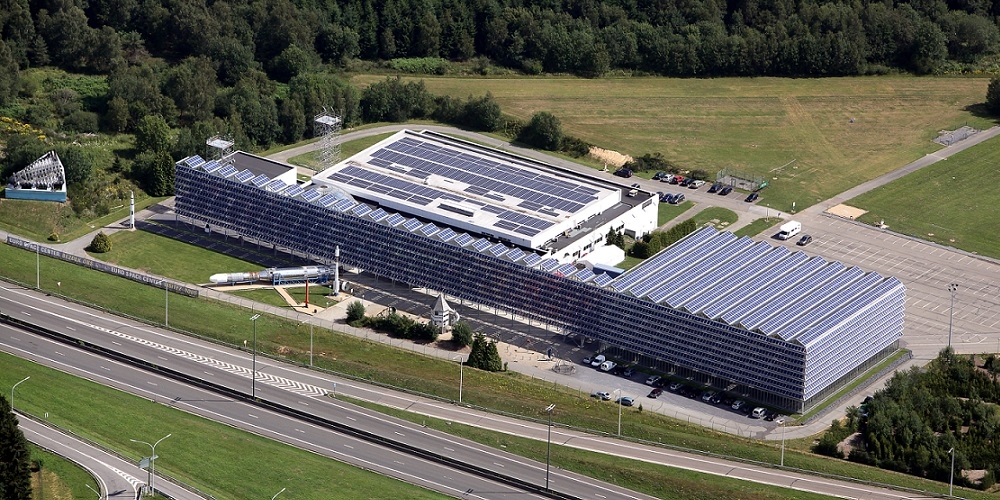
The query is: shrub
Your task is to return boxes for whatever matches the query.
[517,111,562,150]
[87,232,112,253]
[63,110,99,133]
[47,232,59,242]
[451,321,473,348]
[346,300,366,325]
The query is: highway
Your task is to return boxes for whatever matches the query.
[17,412,204,500]
[0,284,928,499]
[0,284,655,500]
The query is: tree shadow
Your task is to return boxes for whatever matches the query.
[962,102,1000,123]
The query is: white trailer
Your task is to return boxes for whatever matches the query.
[777,220,802,240]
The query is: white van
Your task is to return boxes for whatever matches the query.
[599,360,617,372]
[776,220,801,240]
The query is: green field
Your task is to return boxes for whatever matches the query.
[29,446,101,500]
[351,75,995,214]
[734,217,785,238]
[93,227,264,284]
[1,241,991,499]
[2,355,446,500]
[688,207,739,230]
[287,132,396,169]
[848,133,1000,259]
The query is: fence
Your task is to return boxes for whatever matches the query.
[6,236,199,298]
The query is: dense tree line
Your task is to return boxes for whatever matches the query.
[817,348,1000,490]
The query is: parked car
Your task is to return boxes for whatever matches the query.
[708,182,722,193]
[745,192,760,203]
[646,375,662,386]
[668,381,683,391]
[599,360,617,372]
[751,407,768,419]
[680,177,694,187]
[616,396,635,406]
[765,411,779,421]
[614,168,633,178]
[719,186,733,196]
[797,234,813,246]
[653,171,668,180]
[731,399,746,411]
[701,390,717,402]
[690,180,706,189]
[660,193,674,203]
[670,193,686,204]
[590,354,606,367]
[591,391,612,401]
[671,175,685,184]
[582,356,592,365]
[647,388,663,398]
[710,393,723,404]
[631,183,641,189]
[622,366,636,377]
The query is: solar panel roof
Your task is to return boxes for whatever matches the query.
[385,213,407,226]
[453,233,475,247]
[202,160,220,173]
[352,204,373,217]
[436,227,458,241]
[505,247,526,262]
[522,253,542,267]
[332,198,356,211]
[282,185,304,198]
[218,164,238,178]
[402,218,424,232]
[299,189,322,203]
[574,268,596,282]
[539,258,560,272]
[487,242,509,256]
[472,238,493,252]
[368,208,390,222]
[264,179,287,192]
[235,170,255,183]
[185,155,206,169]
[251,174,271,187]
[554,263,578,277]
[592,273,614,287]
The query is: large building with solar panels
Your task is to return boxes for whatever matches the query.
[173,129,905,412]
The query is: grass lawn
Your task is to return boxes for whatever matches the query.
[91,229,261,285]
[351,74,995,214]
[30,446,101,500]
[657,200,694,226]
[2,354,446,500]
[848,133,1000,259]
[0,195,166,243]
[734,217,784,238]
[688,207,739,230]
[1,241,991,499]
[345,397,836,500]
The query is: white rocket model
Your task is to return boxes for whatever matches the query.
[210,266,333,285]
[129,190,135,229]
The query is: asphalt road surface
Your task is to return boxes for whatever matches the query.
[0,284,930,500]
[0,285,655,500]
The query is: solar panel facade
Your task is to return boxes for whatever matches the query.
[175,162,905,412]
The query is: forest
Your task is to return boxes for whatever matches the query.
[3,0,1000,218]
[816,348,1000,490]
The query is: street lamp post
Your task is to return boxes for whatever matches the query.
[250,314,261,398]
[949,447,955,497]
[162,280,169,327]
[130,433,171,497]
[780,420,786,466]
[616,389,623,437]
[11,376,29,411]
[271,487,286,500]
[545,404,555,491]
[948,284,959,348]
[35,243,40,289]
[84,483,101,500]
[454,355,464,404]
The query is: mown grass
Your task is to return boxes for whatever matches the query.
[848,131,1000,259]
[2,355,446,500]
[344,397,836,500]
[1,241,992,499]
[0,194,165,244]
[734,217,784,238]
[30,446,100,500]
[657,200,694,226]
[91,229,261,285]
[351,74,996,214]
[688,207,739,230]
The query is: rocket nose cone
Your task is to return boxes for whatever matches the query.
[209,273,228,283]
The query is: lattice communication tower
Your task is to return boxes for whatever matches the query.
[206,135,235,164]
[314,109,343,172]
